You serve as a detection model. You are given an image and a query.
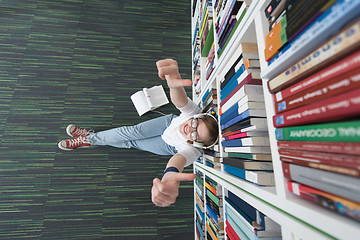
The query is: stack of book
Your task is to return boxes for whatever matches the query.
[200,0,214,57]
[264,0,337,62]
[195,170,205,240]
[204,149,221,170]
[214,0,251,57]
[265,0,360,222]
[218,42,274,186]
[224,189,282,240]
[202,81,218,114]
[205,176,224,240]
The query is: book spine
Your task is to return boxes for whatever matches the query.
[221,85,263,116]
[277,140,360,155]
[275,68,360,114]
[221,73,262,107]
[268,15,360,93]
[273,88,360,128]
[224,164,274,186]
[282,162,360,203]
[274,50,360,102]
[279,156,360,177]
[287,181,360,222]
[275,120,360,142]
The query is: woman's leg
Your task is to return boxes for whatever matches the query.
[87,114,176,152]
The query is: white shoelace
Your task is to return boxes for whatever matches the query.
[73,127,94,137]
[68,136,91,148]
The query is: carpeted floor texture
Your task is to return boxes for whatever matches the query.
[0,1,194,239]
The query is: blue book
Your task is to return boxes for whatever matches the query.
[221,109,266,130]
[224,164,274,186]
[226,211,251,240]
[267,0,360,68]
[220,64,246,99]
[225,196,253,226]
[206,203,219,228]
[227,190,265,228]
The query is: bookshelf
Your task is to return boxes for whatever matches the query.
[191,0,360,239]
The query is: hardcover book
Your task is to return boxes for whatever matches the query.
[224,164,275,186]
[287,181,360,222]
[282,162,360,203]
[275,120,360,142]
[268,17,360,93]
[277,141,360,155]
[273,88,360,128]
[130,85,169,116]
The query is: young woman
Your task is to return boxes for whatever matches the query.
[58,59,219,207]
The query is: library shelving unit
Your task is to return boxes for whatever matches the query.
[191,0,360,239]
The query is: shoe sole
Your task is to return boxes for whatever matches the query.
[66,124,75,137]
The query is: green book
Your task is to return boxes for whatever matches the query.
[275,120,360,142]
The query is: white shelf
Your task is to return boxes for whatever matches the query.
[191,0,360,240]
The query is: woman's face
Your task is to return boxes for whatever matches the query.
[179,118,211,144]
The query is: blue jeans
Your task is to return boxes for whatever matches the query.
[87,114,178,156]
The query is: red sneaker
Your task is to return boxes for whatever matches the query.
[58,136,92,150]
[66,124,94,138]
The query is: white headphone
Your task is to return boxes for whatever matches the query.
[191,113,219,149]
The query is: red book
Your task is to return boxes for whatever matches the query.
[277,141,360,155]
[273,88,360,128]
[279,149,360,177]
[287,181,360,222]
[220,73,262,107]
[274,50,360,102]
[222,129,244,138]
[274,67,360,114]
[226,220,241,240]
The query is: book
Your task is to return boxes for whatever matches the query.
[130,85,169,116]
[227,152,272,161]
[222,136,270,147]
[218,4,249,56]
[221,101,265,123]
[226,190,266,228]
[287,180,360,222]
[226,220,241,240]
[221,85,264,116]
[226,203,281,238]
[220,92,264,116]
[224,164,275,186]
[273,88,360,128]
[223,131,269,141]
[275,120,360,142]
[224,146,271,154]
[222,109,266,130]
[274,50,360,102]
[219,42,258,83]
[277,140,360,155]
[220,69,261,101]
[223,157,273,171]
[222,118,268,135]
[275,67,360,114]
[279,149,360,177]
[221,58,260,90]
[282,162,360,203]
[267,17,360,93]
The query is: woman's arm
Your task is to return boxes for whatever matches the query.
[156,59,193,108]
[151,153,196,207]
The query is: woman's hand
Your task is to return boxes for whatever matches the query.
[151,171,196,207]
[156,59,192,89]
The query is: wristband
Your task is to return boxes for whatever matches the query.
[161,166,179,180]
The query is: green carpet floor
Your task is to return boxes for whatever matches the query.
[0,1,194,239]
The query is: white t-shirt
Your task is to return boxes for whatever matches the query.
[162,97,202,167]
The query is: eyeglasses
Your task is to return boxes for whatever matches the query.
[190,118,199,142]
